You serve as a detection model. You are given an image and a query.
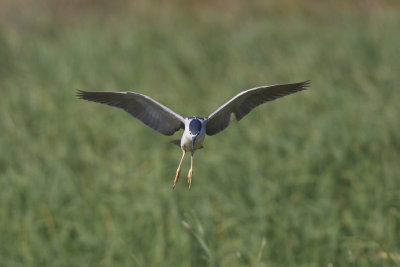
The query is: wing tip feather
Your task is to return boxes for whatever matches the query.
[299,80,311,90]
[76,89,85,99]
[76,89,93,100]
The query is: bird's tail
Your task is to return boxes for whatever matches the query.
[170,139,181,147]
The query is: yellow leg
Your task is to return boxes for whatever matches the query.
[173,149,186,188]
[187,151,194,190]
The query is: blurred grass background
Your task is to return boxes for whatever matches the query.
[1,0,400,266]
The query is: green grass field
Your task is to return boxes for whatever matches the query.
[1,1,400,266]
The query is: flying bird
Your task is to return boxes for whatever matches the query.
[77,81,309,189]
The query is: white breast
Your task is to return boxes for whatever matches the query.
[180,118,206,151]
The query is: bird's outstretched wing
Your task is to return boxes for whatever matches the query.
[205,81,310,136]
[77,90,185,136]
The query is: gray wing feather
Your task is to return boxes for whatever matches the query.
[205,81,310,136]
[77,90,185,136]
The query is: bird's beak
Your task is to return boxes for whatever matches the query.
[192,135,198,150]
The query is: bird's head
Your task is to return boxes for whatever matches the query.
[189,118,202,149]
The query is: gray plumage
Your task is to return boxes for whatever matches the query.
[205,81,310,135]
[76,90,185,135]
[77,81,309,136]
[78,80,310,188]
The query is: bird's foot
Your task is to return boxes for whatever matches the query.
[187,169,193,190]
[173,169,181,189]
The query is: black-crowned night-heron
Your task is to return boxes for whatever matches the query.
[77,81,309,189]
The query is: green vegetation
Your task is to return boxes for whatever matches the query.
[1,1,399,266]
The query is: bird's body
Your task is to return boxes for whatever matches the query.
[182,117,206,151]
[77,81,310,189]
